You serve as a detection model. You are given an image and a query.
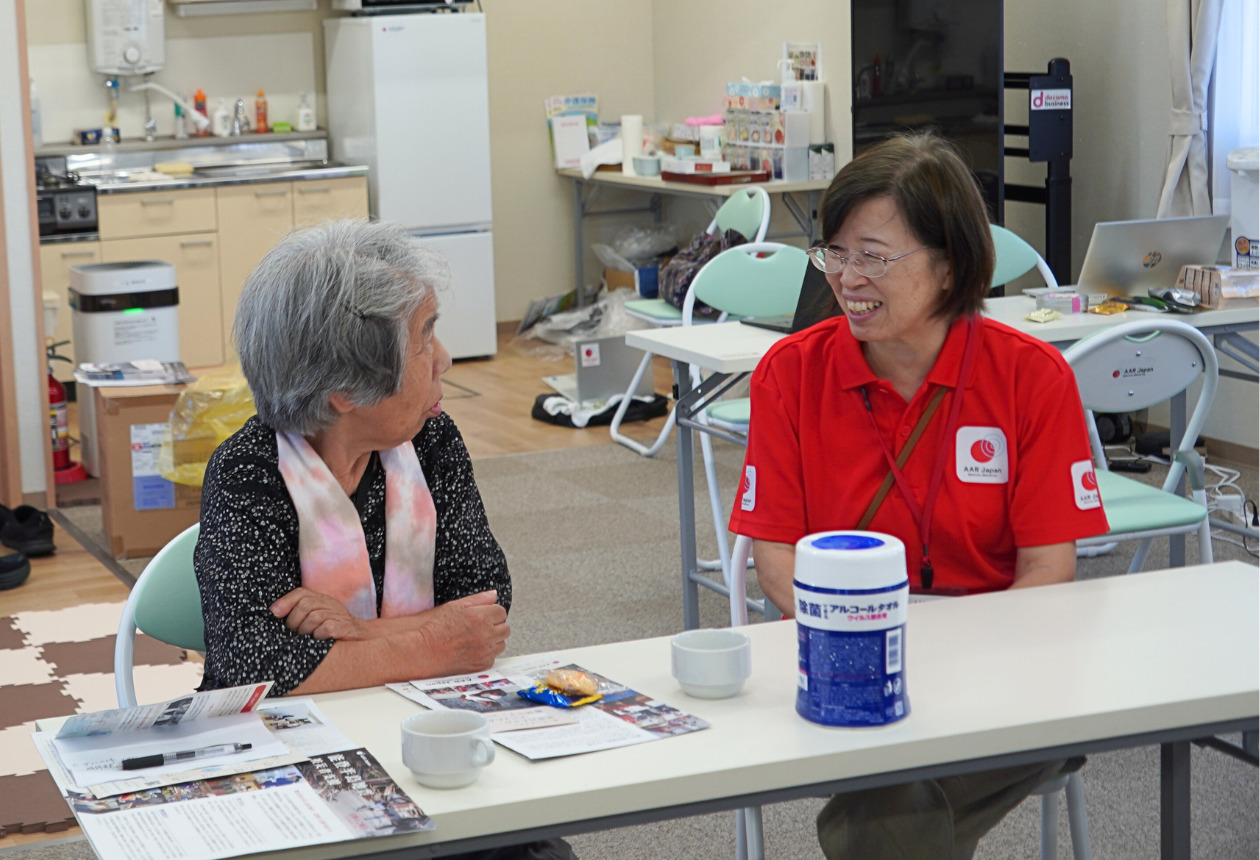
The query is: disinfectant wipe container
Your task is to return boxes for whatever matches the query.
[1228,146,1258,270]
[794,531,909,727]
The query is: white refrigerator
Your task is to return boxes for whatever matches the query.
[324,13,498,359]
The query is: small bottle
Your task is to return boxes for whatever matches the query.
[29,77,42,148]
[174,99,189,140]
[295,92,316,133]
[254,88,268,134]
[193,88,208,136]
[99,128,116,178]
[212,98,232,137]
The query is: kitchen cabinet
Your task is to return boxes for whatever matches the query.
[88,175,368,370]
[217,176,368,349]
[292,176,369,227]
[216,183,294,350]
[40,241,101,382]
[101,234,224,368]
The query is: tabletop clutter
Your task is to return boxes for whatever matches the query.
[547,42,835,183]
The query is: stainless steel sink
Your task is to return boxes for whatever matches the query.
[192,160,334,178]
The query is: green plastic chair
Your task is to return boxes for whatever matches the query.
[990,223,1058,289]
[681,242,808,612]
[1065,319,1218,571]
[612,187,773,457]
[115,523,205,707]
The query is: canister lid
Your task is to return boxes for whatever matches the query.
[794,530,907,590]
[69,261,177,295]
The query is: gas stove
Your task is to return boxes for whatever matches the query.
[35,156,98,238]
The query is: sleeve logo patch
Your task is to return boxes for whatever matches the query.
[955,427,1009,483]
[1071,460,1102,509]
[740,465,757,511]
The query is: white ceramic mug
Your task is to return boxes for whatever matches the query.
[401,710,495,789]
[671,628,752,699]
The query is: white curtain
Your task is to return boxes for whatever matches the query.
[1210,0,1259,214]
[1156,0,1226,217]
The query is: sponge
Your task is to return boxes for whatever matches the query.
[154,162,194,177]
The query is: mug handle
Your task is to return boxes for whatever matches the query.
[471,736,496,767]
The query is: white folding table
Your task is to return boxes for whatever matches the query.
[231,563,1260,859]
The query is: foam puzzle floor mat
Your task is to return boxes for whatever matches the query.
[0,602,203,837]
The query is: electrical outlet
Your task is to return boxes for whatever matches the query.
[1216,495,1246,522]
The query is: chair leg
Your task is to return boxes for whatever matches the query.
[1065,771,1093,860]
[699,424,733,591]
[1041,788,1060,860]
[610,351,675,457]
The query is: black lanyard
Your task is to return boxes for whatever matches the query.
[860,316,981,589]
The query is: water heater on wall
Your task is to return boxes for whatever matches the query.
[85,0,165,76]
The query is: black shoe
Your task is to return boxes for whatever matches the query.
[0,551,30,590]
[0,505,56,556]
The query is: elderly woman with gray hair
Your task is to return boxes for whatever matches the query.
[195,219,512,698]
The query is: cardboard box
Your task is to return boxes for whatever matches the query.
[96,382,202,558]
[603,266,661,298]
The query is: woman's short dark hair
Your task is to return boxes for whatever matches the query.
[820,132,994,321]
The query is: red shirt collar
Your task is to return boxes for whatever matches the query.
[833,314,979,391]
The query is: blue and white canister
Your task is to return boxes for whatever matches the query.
[794,531,909,727]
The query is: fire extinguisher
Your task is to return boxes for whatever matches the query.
[47,340,73,471]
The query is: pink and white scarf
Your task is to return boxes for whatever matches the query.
[276,431,436,619]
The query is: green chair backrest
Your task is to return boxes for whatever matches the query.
[712,187,770,242]
[690,244,809,320]
[133,523,206,651]
[990,223,1044,288]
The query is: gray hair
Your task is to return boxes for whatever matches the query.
[233,218,450,435]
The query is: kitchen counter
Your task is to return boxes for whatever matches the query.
[87,161,369,195]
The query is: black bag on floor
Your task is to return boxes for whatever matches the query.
[531,393,670,428]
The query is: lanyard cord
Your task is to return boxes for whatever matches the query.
[861,316,982,589]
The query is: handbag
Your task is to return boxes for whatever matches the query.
[657,227,748,316]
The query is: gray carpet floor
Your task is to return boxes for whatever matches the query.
[28,440,1260,860]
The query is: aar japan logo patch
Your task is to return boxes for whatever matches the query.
[955,427,1009,484]
[1071,459,1102,510]
[740,465,756,511]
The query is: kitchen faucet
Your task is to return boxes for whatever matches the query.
[231,99,251,136]
[128,77,212,137]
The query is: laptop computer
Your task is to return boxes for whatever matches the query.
[543,334,656,405]
[1076,215,1229,296]
[738,264,842,334]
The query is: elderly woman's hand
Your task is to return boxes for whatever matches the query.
[416,590,510,675]
[271,587,371,640]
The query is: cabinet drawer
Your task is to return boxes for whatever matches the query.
[292,176,369,226]
[216,182,295,349]
[98,188,217,240]
[101,233,224,368]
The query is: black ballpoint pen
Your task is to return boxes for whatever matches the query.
[121,742,253,771]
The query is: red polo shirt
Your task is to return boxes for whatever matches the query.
[728,314,1110,594]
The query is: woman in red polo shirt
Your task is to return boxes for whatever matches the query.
[729,132,1110,859]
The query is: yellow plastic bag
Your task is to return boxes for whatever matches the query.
[158,363,256,487]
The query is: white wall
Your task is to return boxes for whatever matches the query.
[2,0,44,496]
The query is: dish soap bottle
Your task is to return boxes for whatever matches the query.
[254,88,268,134]
[174,98,189,140]
[295,92,316,132]
[212,98,232,137]
[193,88,208,136]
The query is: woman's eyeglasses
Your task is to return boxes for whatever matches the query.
[806,244,929,278]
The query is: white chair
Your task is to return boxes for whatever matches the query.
[115,523,205,708]
[609,187,772,457]
[727,536,1091,860]
[682,243,808,622]
[1065,319,1218,571]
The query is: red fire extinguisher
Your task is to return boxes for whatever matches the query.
[47,341,73,471]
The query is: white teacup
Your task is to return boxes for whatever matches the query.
[671,628,752,699]
[401,710,496,789]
